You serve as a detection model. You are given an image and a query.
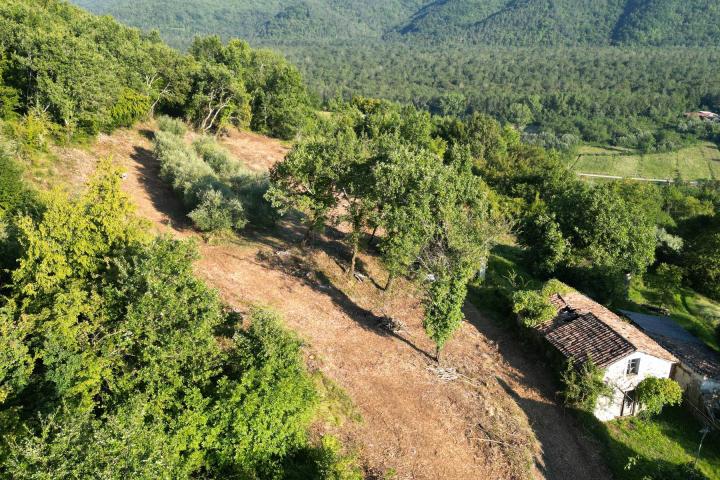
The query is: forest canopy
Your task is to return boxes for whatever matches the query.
[69,0,720,146]
[0,0,312,140]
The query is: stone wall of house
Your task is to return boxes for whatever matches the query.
[670,364,720,421]
[674,363,702,406]
[594,352,674,421]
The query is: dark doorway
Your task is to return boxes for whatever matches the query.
[620,389,637,416]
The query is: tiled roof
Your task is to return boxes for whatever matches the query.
[538,291,677,367]
[621,310,720,380]
[539,309,635,367]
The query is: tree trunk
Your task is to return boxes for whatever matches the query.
[349,240,358,277]
[368,226,378,246]
[301,224,313,247]
[435,345,442,364]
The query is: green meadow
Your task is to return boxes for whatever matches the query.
[571,143,720,181]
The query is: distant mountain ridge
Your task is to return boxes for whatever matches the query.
[73,0,720,47]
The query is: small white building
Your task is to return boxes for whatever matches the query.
[622,310,720,419]
[538,291,678,421]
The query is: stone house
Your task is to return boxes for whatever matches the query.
[621,310,720,420]
[538,291,678,421]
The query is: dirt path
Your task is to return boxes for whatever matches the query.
[85,126,611,480]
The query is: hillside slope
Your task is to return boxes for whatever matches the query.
[66,123,613,479]
[73,0,720,47]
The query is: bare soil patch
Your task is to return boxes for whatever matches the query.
[69,124,611,480]
[217,128,289,172]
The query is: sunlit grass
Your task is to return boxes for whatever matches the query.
[572,142,720,181]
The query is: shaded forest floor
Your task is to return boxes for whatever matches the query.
[63,124,612,480]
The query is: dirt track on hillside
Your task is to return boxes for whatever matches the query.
[84,125,611,480]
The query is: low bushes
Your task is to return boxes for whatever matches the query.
[153,121,277,232]
[193,136,244,178]
[561,359,613,412]
[512,289,555,328]
[156,115,187,136]
[188,188,246,232]
[109,88,151,129]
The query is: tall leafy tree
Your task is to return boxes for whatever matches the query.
[267,123,357,245]
[419,147,506,359]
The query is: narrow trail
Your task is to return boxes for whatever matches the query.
[85,125,612,480]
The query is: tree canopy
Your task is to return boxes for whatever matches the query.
[0,0,312,140]
[0,161,348,478]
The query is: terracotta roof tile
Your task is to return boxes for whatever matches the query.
[538,291,677,367]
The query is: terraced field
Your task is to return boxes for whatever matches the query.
[571,142,720,181]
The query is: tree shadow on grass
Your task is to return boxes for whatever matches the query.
[496,377,704,480]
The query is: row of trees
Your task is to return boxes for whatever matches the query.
[0,0,312,140]
[267,98,507,359]
[0,161,360,478]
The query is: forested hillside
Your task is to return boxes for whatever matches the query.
[3,1,720,479]
[71,0,720,148]
[74,0,720,47]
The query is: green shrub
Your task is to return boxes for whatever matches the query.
[109,88,151,129]
[648,263,684,306]
[193,136,245,178]
[635,377,683,417]
[154,130,216,206]
[10,110,56,153]
[155,128,276,231]
[188,188,247,232]
[561,359,612,412]
[0,83,19,119]
[541,279,575,297]
[233,173,279,227]
[156,115,187,136]
[284,436,363,480]
[512,289,556,328]
[0,154,24,215]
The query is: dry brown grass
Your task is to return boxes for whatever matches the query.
[50,123,615,480]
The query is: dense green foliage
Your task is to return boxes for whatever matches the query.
[0,161,355,478]
[512,289,556,328]
[635,377,684,417]
[285,44,720,148]
[0,0,312,141]
[561,359,613,412]
[268,98,506,356]
[153,123,276,233]
[683,215,720,301]
[71,1,720,145]
[73,0,720,47]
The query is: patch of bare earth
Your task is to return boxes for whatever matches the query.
[73,125,610,480]
[217,128,290,172]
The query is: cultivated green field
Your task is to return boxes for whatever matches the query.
[571,142,720,181]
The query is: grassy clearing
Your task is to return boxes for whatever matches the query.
[628,276,720,352]
[572,142,720,181]
[583,406,720,480]
[467,240,538,326]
